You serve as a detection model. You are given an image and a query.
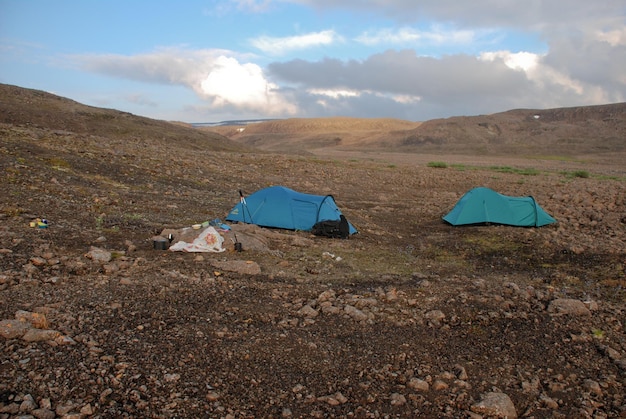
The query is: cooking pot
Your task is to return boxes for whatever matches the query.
[153,238,169,250]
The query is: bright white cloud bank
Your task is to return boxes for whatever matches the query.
[199,56,296,114]
[74,49,297,116]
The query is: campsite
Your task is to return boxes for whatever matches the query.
[1,84,626,418]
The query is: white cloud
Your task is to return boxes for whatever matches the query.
[480,51,539,72]
[390,94,421,104]
[307,88,361,99]
[229,0,273,13]
[73,48,229,88]
[307,87,421,106]
[594,27,626,46]
[72,48,297,117]
[270,50,526,98]
[200,56,297,114]
[268,40,626,120]
[355,26,477,46]
[479,50,587,96]
[250,30,341,55]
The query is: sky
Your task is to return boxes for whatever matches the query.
[1,0,625,123]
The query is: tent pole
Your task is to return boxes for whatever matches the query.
[239,190,253,224]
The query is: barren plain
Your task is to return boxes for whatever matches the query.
[1,84,625,418]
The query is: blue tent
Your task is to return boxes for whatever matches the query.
[443,187,556,227]
[226,186,357,235]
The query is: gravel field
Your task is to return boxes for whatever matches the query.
[1,85,625,418]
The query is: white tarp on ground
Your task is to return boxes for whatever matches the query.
[168,226,225,252]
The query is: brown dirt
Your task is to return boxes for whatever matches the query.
[0,84,625,418]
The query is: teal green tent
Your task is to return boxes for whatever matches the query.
[443,187,556,227]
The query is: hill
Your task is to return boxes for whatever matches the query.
[203,117,421,153]
[401,104,626,155]
[0,84,625,418]
[0,83,245,153]
[206,103,626,157]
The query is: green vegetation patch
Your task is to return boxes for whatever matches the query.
[562,170,590,179]
[46,157,71,171]
[559,170,625,181]
[450,163,468,171]
[463,234,523,253]
[489,166,540,176]
[434,162,545,176]
[524,155,585,163]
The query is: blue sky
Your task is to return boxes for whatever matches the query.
[1,0,625,123]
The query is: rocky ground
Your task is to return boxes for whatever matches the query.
[1,87,625,418]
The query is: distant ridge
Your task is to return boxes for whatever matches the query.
[203,104,626,156]
[192,119,280,127]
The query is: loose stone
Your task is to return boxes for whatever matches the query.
[407,378,429,392]
[471,392,517,419]
[548,298,591,316]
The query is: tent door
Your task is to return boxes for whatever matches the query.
[291,199,319,230]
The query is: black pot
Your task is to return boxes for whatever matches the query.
[153,239,169,250]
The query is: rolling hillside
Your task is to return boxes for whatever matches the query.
[4,83,623,157]
[207,103,626,156]
[0,83,245,153]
